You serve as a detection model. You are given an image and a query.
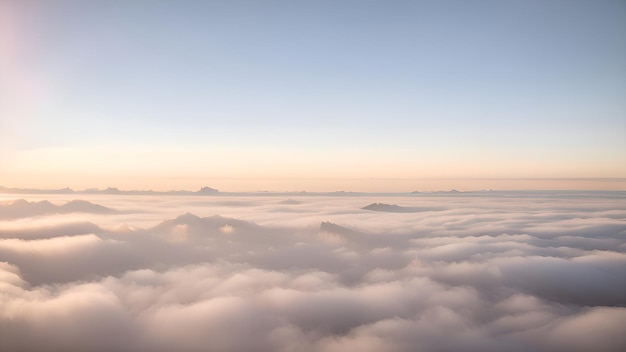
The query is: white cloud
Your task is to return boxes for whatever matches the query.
[0,193,625,351]
[0,234,102,254]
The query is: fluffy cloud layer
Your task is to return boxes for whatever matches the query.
[1,192,625,351]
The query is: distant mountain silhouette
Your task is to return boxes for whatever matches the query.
[0,199,117,219]
[61,200,116,213]
[70,186,220,195]
[152,213,258,238]
[279,199,302,205]
[362,203,444,213]
[197,186,219,194]
[435,189,461,193]
[320,221,361,236]
[0,186,75,194]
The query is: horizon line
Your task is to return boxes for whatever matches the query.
[2,185,626,195]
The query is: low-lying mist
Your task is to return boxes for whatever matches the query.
[1,192,625,351]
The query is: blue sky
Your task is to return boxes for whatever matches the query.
[1,0,625,190]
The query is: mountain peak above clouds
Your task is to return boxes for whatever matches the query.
[0,199,117,219]
[362,203,445,213]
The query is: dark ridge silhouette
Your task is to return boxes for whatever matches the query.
[151,213,259,236]
[3,185,626,198]
[173,212,202,223]
[362,203,444,213]
[437,189,461,193]
[61,200,116,214]
[0,186,76,194]
[0,199,117,219]
[320,221,360,236]
[278,199,302,205]
[197,186,219,194]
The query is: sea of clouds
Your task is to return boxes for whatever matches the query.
[1,192,625,351]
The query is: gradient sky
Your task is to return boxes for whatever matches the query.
[1,0,625,191]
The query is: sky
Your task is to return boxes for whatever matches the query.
[1,0,625,191]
